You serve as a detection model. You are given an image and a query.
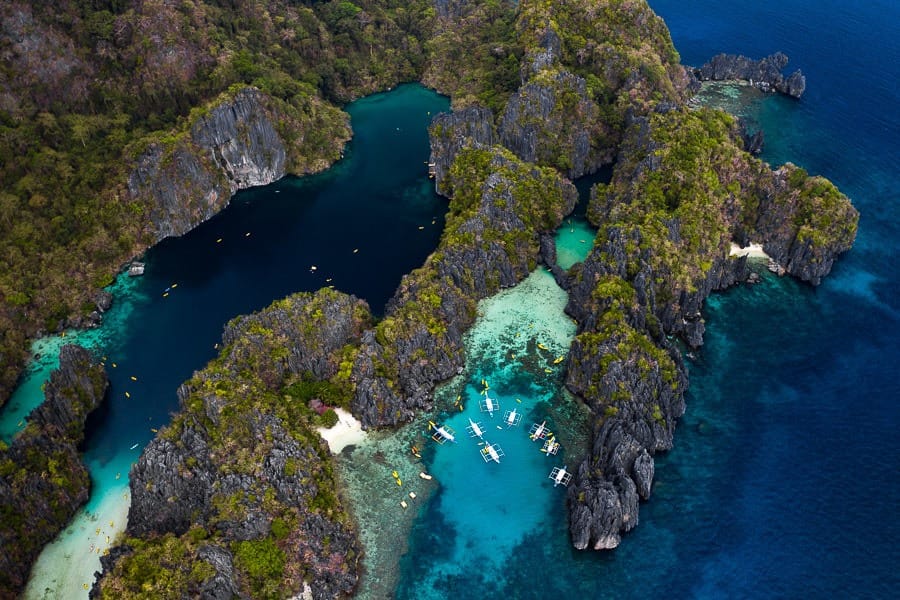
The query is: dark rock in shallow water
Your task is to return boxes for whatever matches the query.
[737,117,765,155]
[694,52,806,98]
[0,345,108,597]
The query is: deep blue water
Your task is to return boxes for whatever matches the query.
[1,83,451,596]
[4,2,898,596]
[395,2,900,598]
[80,84,450,462]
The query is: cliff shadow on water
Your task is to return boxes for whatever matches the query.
[4,83,452,600]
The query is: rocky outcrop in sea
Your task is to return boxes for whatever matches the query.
[694,52,807,98]
[560,102,856,550]
[0,345,108,597]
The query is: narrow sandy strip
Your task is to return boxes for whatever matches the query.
[316,408,367,454]
[24,485,131,599]
[729,242,770,258]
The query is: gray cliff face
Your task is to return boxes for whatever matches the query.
[0,345,108,596]
[350,139,577,429]
[499,70,601,179]
[695,52,807,98]
[190,88,287,192]
[128,88,289,242]
[118,290,366,597]
[429,106,496,193]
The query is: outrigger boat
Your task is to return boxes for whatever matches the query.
[541,435,560,456]
[466,418,485,439]
[480,440,505,464]
[479,393,500,417]
[549,465,572,487]
[428,421,457,444]
[529,420,550,441]
[503,408,522,427]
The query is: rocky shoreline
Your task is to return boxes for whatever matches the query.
[1,1,860,597]
[693,52,807,98]
[0,345,108,596]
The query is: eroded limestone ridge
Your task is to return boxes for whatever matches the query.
[695,52,807,98]
[0,345,108,597]
[33,0,859,595]
[561,104,856,550]
[95,290,370,598]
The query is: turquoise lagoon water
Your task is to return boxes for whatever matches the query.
[5,0,900,595]
[395,3,900,598]
[2,83,451,598]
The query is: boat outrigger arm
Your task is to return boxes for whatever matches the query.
[466,418,485,439]
[428,421,457,444]
[504,408,522,427]
[529,420,551,440]
[549,465,572,487]
[541,436,560,456]
[479,393,500,417]
[480,441,505,464]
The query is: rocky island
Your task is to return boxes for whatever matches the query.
[0,0,857,598]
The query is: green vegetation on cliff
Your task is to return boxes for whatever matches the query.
[95,288,368,597]
[0,0,437,404]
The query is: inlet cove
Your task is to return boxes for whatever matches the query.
[0,1,876,599]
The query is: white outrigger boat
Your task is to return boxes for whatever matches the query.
[479,393,500,417]
[466,418,485,439]
[428,421,457,444]
[549,465,572,487]
[529,420,551,441]
[503,408,522,427]
[480,440,505,464]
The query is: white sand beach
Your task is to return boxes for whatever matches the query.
[24,483,131,599]
[729,242,770,258]
[316,408,367,454]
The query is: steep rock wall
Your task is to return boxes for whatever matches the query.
[0,345,108,597]
[127,87,349,242]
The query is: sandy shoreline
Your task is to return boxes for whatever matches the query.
[24,484,131,599]
[729,242,770,258]
[317,408,367,454]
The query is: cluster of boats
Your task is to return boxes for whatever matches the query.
[426,379,573,487]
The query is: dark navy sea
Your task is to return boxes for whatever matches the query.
[3,1,898,597]
[395,2,900,598]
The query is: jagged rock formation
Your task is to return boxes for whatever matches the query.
[20,1,858,593]
[350,133,577,428]
[0,345,108,597]
[561,104,857,550]
[429,106,496,192]
[95,289,368,598]
[695,52,807,98]
[499,69,602,178]
[128,87,350,241]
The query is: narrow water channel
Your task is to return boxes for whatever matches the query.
[2,83,450,598]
